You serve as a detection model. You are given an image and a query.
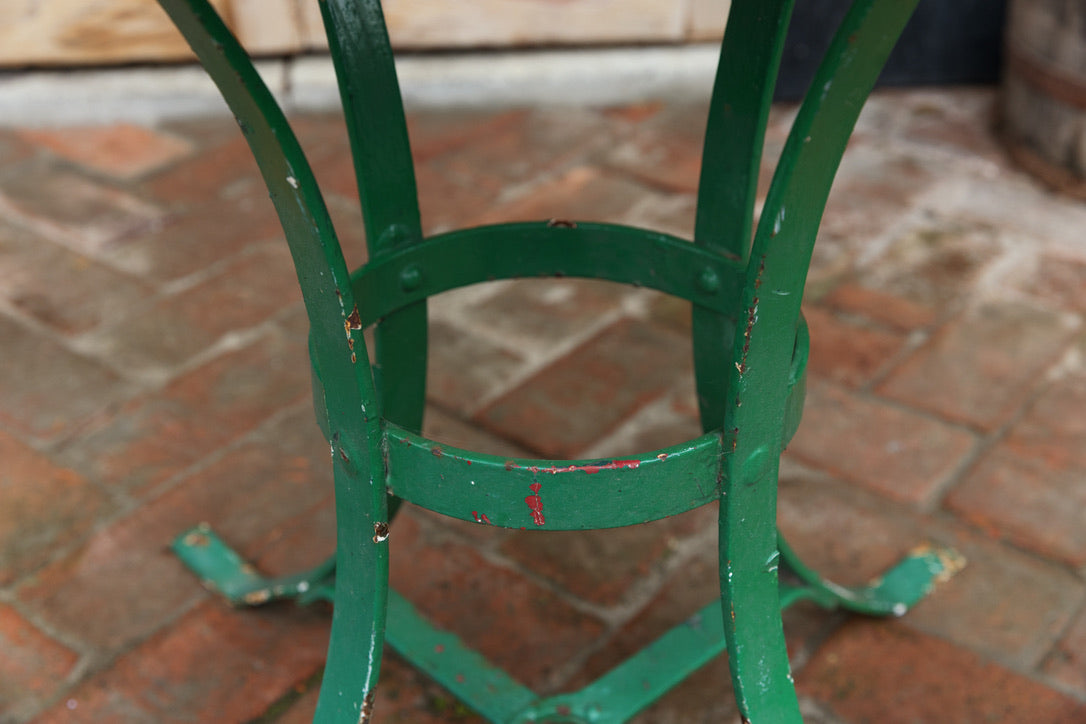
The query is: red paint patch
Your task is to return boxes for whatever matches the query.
[525,483,545,526]
[537,459,641,475]
[472,511,492,525]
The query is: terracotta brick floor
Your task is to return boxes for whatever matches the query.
[1,88,1085,723]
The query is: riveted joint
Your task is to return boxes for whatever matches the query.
[377,223,414,249]
[697,265,721,294]
[739,446,775,485]
[399,263,423,292]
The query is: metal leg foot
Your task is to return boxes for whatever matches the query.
[777,534,965,616]
[171,524,336,606]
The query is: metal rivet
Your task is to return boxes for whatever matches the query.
[378,223,412,248]
[399,264,422,292]
[697,266,721,294]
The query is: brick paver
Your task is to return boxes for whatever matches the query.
[57,324,311,497]
[0,165,162,259]
[0,432,110,586]
[0,220,153,336]
[0,603,79,720]
[947,364,1086,567]
[878,300,1079,431]
[797,620,1086,723]
[389,511,607,690]
[476,318,690,458]
[1043,603,1086,694]
[17,124,194,181]
[2,88,1085,723]
[0,315,132,442]
[786,381,977,505]
[39,601,328,724]
[17,408,330,653]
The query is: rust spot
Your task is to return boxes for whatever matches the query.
[434,644,445,653]
[339,448,350,463]
[373,521,390,543]
[182,530,210,548]
[346,307,363,330]
[525,482,545,526]
[243,589,272,605]
[526,459,641,475]
[472,511,492,525]
[547,218,576,228]
[431,446,443,457]
[504,460,516,471]
[359,691,375,723]
[738,295,758,373]
[656,453,668,461]
[556,705,573,716]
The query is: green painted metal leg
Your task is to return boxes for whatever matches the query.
[171,525,336,605]
[778,533,965,616]
[375,300,428,435]
[692,309,736,433]
[171,527,961,723]
[313,457,390,724]
[374,301,428,529]
[718,473,804,724]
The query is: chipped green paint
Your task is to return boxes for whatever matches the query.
[158,0,957,722]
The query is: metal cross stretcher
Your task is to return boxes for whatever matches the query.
[159,1,960,721]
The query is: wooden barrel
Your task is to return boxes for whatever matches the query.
[1003,0,1086,197]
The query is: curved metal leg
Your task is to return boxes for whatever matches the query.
[171,526,336,606]
[375,301,428,524]
[778,533,965,617]
[719,453,803,724]
[314,456,390,724]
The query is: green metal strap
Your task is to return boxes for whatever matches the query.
[345,221,745,324]
[385,591,539,723]
[319,0,423,254]
[714,3,920,721]
[696,0,794,262]
[384,424,724,530]
[750,0,921,331]
[319,0,430,437]
[691,0,795,433]
[156,4,393,722]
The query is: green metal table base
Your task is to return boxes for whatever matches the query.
[155,0,963,721]
[173,526,960,724]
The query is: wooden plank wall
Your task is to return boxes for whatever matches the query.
[1,0,731,67]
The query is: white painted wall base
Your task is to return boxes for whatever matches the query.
[0,45,721,128]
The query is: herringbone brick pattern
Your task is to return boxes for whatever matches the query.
[1,89,1084,723]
